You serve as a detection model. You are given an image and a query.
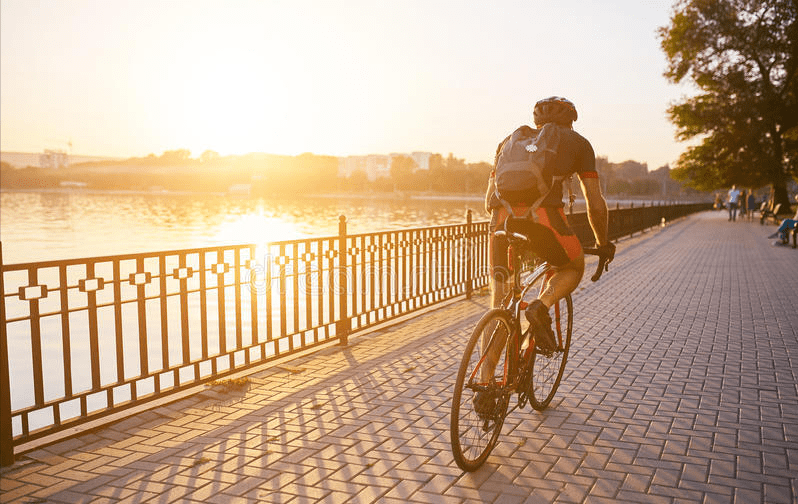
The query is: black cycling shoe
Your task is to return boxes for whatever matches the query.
[524,300,557,352]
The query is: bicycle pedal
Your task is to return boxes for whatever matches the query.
[535,346,556,357]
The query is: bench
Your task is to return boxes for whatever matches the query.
[760,203,781,225]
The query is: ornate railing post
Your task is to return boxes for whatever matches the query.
[0,241,14,466]
[465,209,473,300]
[336,215,350,345]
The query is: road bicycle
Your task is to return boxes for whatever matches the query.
[450,219,611,472]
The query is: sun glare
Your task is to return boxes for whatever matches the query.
[211,213,305,249]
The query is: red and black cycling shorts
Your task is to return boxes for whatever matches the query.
[489,206,583,282]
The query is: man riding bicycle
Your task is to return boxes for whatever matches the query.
[485,96,615,350]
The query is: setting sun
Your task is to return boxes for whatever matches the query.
[210,212,305,250]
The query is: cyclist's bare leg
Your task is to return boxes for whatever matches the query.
[490,277,510,309]
[538,252,584,308]
[480,318,507,382]
[480,278,511,381]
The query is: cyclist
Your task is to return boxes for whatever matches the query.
[485,96,615,351]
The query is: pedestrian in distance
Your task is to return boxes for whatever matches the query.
[747,190,757,222]
[727,185,741,221]
[740,189,748,220]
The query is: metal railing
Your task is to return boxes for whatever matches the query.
[0,202,710,464]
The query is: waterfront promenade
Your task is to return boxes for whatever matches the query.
[1,210,797,503]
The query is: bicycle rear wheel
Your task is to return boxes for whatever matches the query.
[528,294,572,410]
[450,309,516,472]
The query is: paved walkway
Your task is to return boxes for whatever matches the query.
[1,210,797,503]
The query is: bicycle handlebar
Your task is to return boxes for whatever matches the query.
[493,229,528,242]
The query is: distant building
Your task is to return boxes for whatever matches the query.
[1,151,120,169]
[410,152,431,171]
[1,152,47,168]
[338,156,368,179]
[337,155,389,182]
[367,155,391,181]
[39,150,69,170]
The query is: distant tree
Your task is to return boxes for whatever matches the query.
[607,179,632,196]
[614,160,648,180]
[390,155,417,190]
[302,153,339,190]
[426,153,468,192]
[651,164,676,196]
[659,0,798,213]
[466,161,493,194]
[346,170,369,192]
[409,169,432,191]
[159,149,192,164]
[445,153,466,172]
[199,150,220,163]
[429,153,445,171]
[631,178,662,195]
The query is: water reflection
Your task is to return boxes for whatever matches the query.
[0,190,485,263]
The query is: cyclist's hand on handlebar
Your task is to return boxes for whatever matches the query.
[590,242,616,282]
[597,242,615,264]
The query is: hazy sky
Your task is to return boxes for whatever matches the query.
[1,0,690,168]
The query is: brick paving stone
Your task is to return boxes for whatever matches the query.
[343,484,391,503]
[0,485,36,503]
[116,491,161,504]
[36,457,85,476]
[589,477,622,498]
[2,212,798,503]
[29,479,92,500]
[17,470,64,487]
[209,493,263,504]
[380,478,426,501]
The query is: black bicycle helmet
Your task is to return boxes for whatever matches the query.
[533,96,578,127]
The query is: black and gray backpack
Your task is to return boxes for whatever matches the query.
[493,122,566,219]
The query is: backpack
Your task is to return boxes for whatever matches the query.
[493,123,566,219]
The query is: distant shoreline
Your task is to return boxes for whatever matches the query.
[0,186,485,202]
[312,191,484,202]
[0,186,705,207]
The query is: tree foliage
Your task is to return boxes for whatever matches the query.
[659,0,798,212]
[390,155,417,190]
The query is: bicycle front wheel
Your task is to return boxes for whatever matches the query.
[450,308,516,472]
[528,294,572,410]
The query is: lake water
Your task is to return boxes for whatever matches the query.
[0,189,491,264]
